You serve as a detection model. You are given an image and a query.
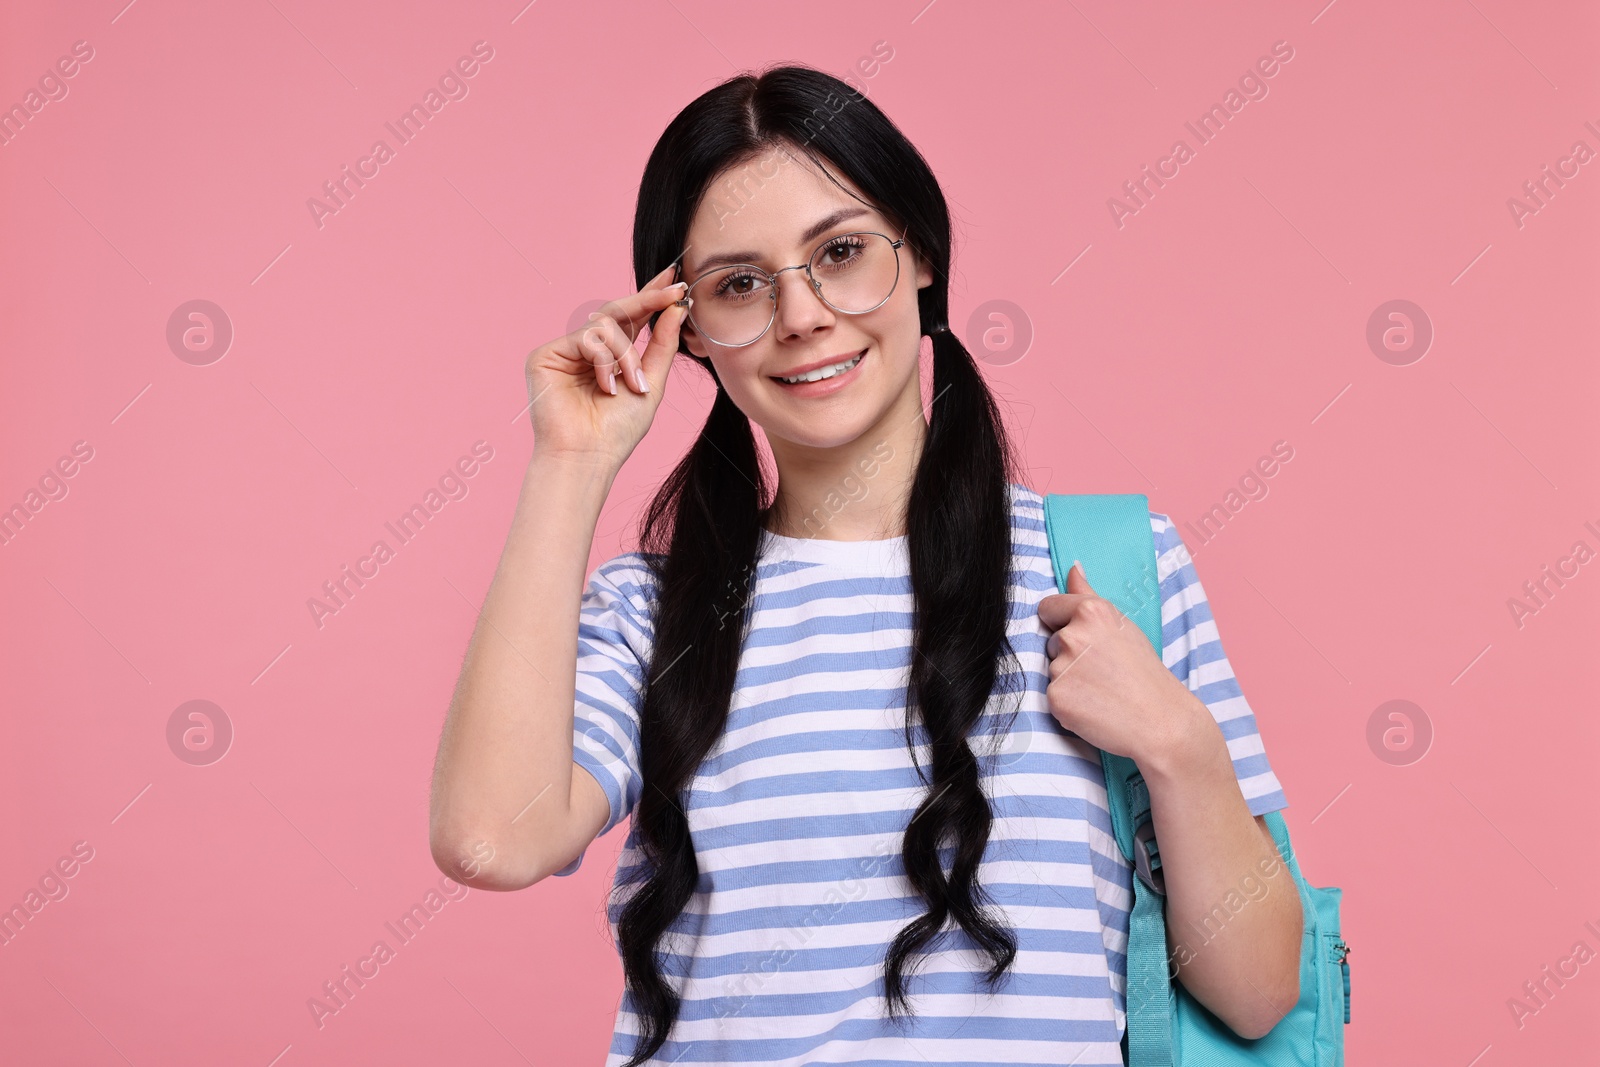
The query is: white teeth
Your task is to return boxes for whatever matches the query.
[777,352,863,384]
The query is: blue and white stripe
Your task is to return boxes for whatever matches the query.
[557,483,1287,1065]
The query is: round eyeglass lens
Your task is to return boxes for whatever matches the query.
[684,232,900,346]
[810,232,899,313]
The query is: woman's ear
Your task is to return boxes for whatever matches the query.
[679,317,706,360]
[913,248,934,290]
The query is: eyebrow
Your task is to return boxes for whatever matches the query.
[687,207,873,277]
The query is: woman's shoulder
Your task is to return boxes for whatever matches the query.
[1005,481,1046,533]
[1007,481,1044,509]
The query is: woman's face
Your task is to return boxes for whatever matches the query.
[677,144,933,454]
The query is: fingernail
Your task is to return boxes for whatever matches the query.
[667,281,688,291]
[634,367,649,393]
[588,311,601,321]
[1072,559,1084,577]
[607,369,617,395]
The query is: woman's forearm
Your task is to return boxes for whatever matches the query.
[428,450,619,889]
[1136,696,1304,1040]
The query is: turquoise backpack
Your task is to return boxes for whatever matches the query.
[1041,493,1350,1065]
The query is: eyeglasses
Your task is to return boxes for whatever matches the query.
[675,229,906,348]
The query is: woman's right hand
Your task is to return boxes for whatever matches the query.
[523,263,692,467]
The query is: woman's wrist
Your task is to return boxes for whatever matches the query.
[529,444,624,475]
[1135,691,1231,786]
[525,447,624,495]
[507,450,622,556]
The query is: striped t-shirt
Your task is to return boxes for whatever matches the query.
[556,482,1287,1065]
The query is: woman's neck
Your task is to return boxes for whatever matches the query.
[763,408,927,542]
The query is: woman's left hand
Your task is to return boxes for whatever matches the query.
[1036,561,1213,768]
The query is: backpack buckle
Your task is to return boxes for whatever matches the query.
[1133,819,1165,896]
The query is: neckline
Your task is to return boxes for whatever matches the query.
[751,482,1036,571]
[758,525,908,572]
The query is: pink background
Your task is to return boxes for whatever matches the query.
[3,0,1597,1063]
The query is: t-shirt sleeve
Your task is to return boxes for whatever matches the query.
[1151,512,1288,816]
[549,553,654,878]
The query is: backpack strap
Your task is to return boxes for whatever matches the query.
[1042,492,1176,1067]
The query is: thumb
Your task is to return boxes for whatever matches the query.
[638,299,689,390]
[1065,558,1094,594]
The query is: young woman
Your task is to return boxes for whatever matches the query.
[429,65,1302,1066]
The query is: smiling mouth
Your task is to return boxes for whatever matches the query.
[772,349,867,384]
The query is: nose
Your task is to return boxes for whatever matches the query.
[771,267,835,342]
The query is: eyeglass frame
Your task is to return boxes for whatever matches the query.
[672,227,909,348]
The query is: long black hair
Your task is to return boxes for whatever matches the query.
[617,64,1024,1065]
